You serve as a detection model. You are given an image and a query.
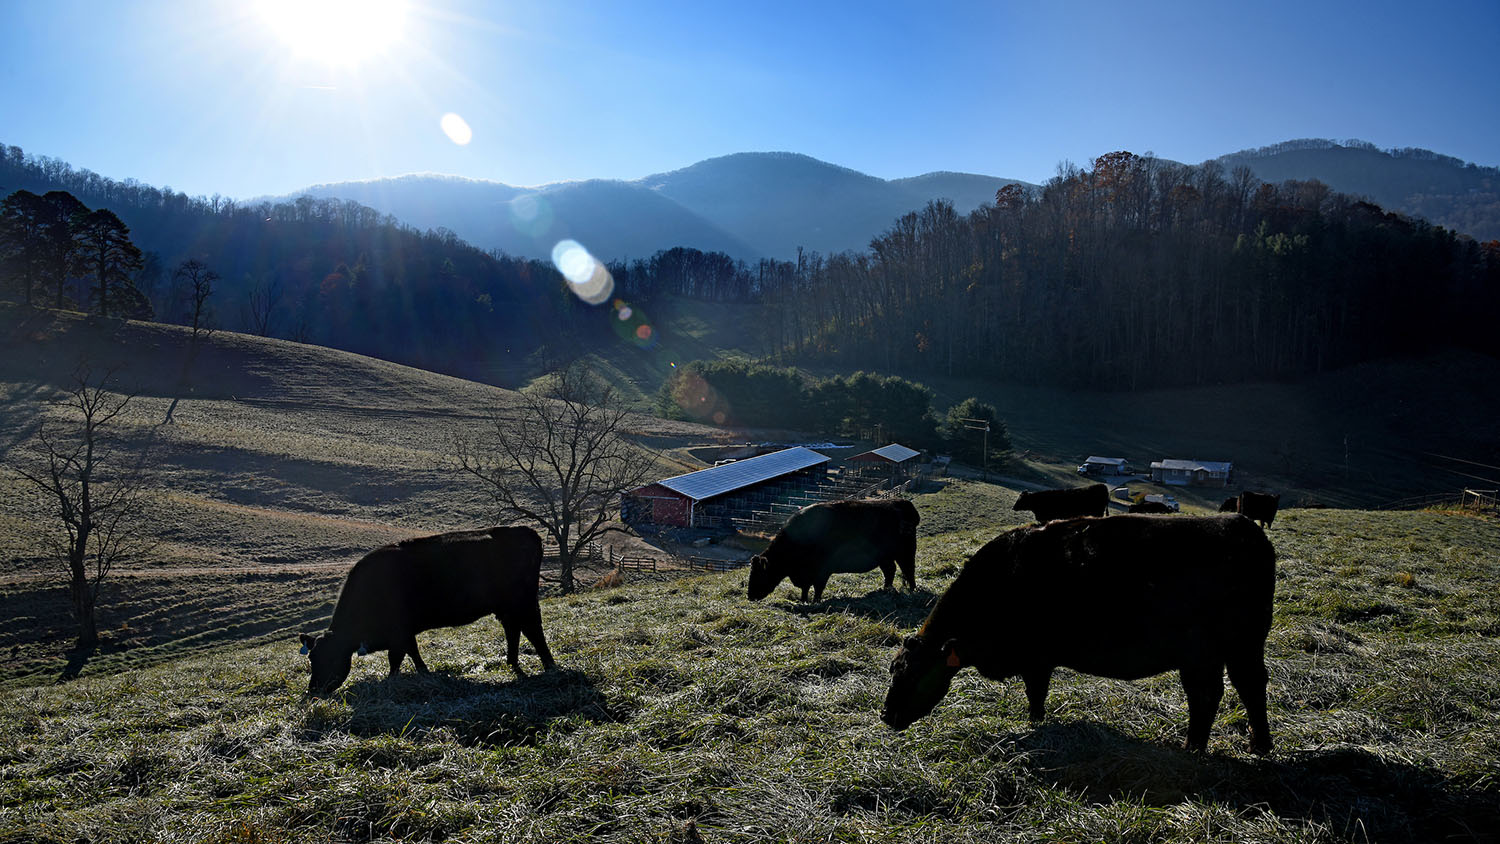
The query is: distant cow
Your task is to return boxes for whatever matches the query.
[747,498,920,603]
[298,526,556,696]
[1013,483,1109,523]
[882,514,1276,754]
[1237,491,1281,529]
[1128,500,1173,514]
[1219,496,1240,513]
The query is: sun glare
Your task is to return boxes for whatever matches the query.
[257,0,408,66]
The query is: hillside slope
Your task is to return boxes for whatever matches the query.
[0,307,720,684]
[1216,140,1500,241]
[0,480,1496,842]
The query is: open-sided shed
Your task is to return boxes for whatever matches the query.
[848,443,921,483]
[622,447,831,528]
[848,443,921,467]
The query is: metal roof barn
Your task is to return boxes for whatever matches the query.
[658,447,830,500]
[849,443,921,464]
[623,447,833,528]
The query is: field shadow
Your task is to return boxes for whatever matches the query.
[788,587,938,629]
[58,643,97,681]
[308,667,620,748]
[1009,721,1500,843]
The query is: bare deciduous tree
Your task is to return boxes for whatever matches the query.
[173,258,218,340]
[451,363,656,594]
[245,275,282,337]
[14,367,155,649]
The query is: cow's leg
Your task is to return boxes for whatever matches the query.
[799,584,811,602]
[898,536,917,590]
[813,578,827,603]
[1179,662,1225,752]
[406,637,428,674]
[387,648,405,676]
[500,618,526,676]
[518,606,557,671]
[879,558,897,591]
[1226,649,1273,755]
[1022,668,1052,722]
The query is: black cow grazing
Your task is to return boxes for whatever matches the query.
[882,514,1276,754]
[1128,500,1173,514]
[747,498,920,603]
[1237,491,1281,529]
[1013,483,1109,523]
[298,526,556,696]
[1219,496,1240,513]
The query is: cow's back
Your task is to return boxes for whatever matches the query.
[333,527,542,646]
[997,514,1273,678]
[769,499,916,576]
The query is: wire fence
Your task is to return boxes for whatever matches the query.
[1379,489,1498,512]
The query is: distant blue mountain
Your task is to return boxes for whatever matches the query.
[1214,139,1500,242]
[287,152,1033,262]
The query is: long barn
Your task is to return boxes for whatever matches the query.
[622,447,831,529]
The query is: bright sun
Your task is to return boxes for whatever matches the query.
[257,0,408,66]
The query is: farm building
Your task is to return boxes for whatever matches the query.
[847,443,921,482]
[1150,458,1233,487]
[622,446,831,529]
[1078,456,1130,476]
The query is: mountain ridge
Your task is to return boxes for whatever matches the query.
[286,151,1035,261]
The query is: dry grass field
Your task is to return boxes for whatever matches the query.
[2,306,1498,842]
[0,307,721,686]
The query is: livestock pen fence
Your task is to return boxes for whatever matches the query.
[609,551,749,574]
[1380,488,1499,513]
[695,467,920,537]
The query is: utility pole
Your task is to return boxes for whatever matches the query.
[959,417,990,481]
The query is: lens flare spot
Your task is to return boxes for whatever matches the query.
[551,239,613,305]
[440,113,473,145]
[508,194,553,238]
[665,370,731,425]
[635,324,652,341]
[618,306,633,321]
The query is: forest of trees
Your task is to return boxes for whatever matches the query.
[0,145,584,381]
[749,153,1500,389]
[6,143,1498,393]
[585,152,1500,391]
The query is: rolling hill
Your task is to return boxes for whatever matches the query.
[0,305,719,685]
[289,141,1500,266]
[1216,139,1500,241]
[290,152,1032,262]
[3,306,1498,842]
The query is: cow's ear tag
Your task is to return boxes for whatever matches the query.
[299,644,310,655]
[357,643,369,656]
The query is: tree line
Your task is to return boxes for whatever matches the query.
[655,358,1008,462]
[0,144,579,381]
[749,152,1500,389]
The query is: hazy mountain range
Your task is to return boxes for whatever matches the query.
[287,152,1030,262]
[283,142,1500,262]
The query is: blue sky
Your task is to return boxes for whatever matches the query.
[2,0,1496,200]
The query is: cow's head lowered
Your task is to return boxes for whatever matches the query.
[299,632,354,697]
[746,554,781,601]
[881,633,963,730]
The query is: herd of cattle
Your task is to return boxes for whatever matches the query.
[300,484,1283,754]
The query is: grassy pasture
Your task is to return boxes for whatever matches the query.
[1,480,1497,843]
[2,306,1498,842]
